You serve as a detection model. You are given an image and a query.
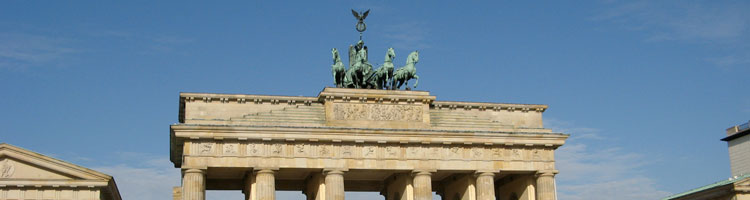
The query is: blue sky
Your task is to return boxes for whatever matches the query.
[1,1,749,200]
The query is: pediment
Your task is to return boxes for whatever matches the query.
[737,178,750,186]
[733,176,750,188]
[0,144,111,181]
[0,158,75,179]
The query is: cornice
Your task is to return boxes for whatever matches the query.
[432,101,548,112]
[170,124,568,146]
[0,179,110,188]
[318,87,436,104]
[180,92,318,105]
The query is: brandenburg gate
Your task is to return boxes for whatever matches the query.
[170,9,567,200]
[170,88,567,200]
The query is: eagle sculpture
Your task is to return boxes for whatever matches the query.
[351,9,370,22]
[352,9,370,33]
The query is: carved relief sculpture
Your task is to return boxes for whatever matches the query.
[333,104,423,121]
[0,159,14,178]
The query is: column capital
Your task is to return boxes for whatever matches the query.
[255,168,277,174]
[323,168,348,175]
[475,171,496,178]
[184,168,205,174]
[536,170,558,177]
[412,169,436,176]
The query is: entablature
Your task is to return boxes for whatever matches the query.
[170,124,567,168]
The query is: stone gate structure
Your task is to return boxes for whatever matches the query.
[170,88,568,200]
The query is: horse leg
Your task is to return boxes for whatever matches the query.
[336,73,343,87]
[354,76,360,88]
[333,72,343,87]
[340,73,345,88]
[413,75,419,88]
[381,74,388,90]
[388,75,393,90]
[391,77,397,90]
[376,75,384,89]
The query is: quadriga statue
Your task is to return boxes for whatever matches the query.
[391,51,419,90]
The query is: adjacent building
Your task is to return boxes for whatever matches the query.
[0,143,122,200]
[725,122,750,177]
[664,121,750,200]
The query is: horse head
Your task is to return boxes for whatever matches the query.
[385,48,395,63]
[407,51,419,65]
[332,48,341,63]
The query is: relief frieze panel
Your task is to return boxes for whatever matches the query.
[269,142,285,156]
[427,145,441,158]
[332,104,423,121]
[340,144,355,158]
[246,143,265,157]
[447,146,463,159]
[406,145,422,159]
[188,140,553,162]
[198,142,214,155]
[362,145,377,158]
[531,149,542,160]
[384,144,402,159]
[222,142,238,156]
[472,146,485,159]
[510,149,522,160]
[317,143,332,158]
[294,143,308,157]
[490,147,503,158]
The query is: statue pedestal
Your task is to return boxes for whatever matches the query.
[318,88,436,129]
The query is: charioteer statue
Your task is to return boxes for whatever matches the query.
[330,9,420,90]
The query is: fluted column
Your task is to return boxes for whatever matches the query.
[182,169,205,200]
[324,169,346,200]
[243,171,254,200]
[412,170,432,200]
[476,172,496,200]
[256,169,276,200]
[535,170,558,200]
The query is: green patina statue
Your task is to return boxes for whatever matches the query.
[343,40,372,88]
[368,47,395,89]
[391,51,419,90]
[331,48,345,88]
[330,45,420,90]
[328,9,421,90]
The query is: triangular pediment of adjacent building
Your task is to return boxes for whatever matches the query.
[0,143,111,181]
[0,143,121,200]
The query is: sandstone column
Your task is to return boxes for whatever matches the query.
[324,169,346,200]
[476,172,496,200]
[173,186,182,200]
[256,169,276,200]
[535,170,558,200]
[182,169,205,200]
[244,171,255,200]
[412,170,432,200]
